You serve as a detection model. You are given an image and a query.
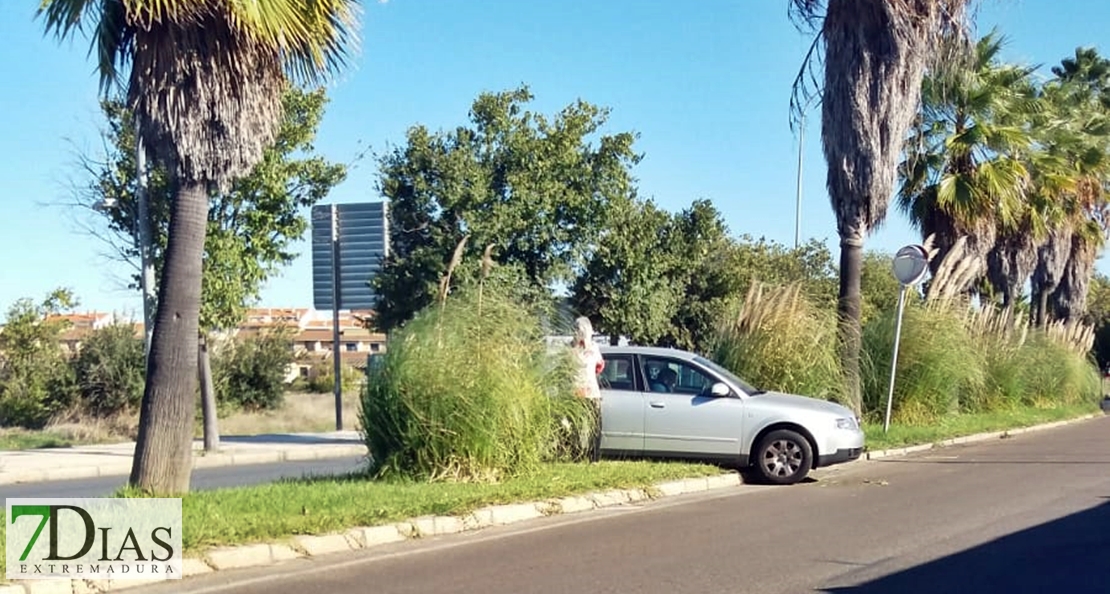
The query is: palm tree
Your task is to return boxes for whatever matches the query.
[37,0,359,494]
[1053,47,1110,110]
[789,0,972,416]
[897,32,1038,302]
[992,127,1072,314]
[1031,51,1110,326]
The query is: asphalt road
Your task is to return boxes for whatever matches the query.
[129,415,1110,594]
[0,456,369,505]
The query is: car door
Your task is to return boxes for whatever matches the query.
[598,352,644,455]
[639,355,744,458]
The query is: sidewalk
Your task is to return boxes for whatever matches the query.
[0,431,368,485]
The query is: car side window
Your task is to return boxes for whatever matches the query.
[600,354,636,392]
[641,357,713,395]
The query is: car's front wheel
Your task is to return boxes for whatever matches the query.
[754,429,813,485]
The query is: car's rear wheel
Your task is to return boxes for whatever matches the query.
[754,429,813,485]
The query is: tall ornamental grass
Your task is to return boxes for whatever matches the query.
[861,301,987,423]
[710,237,1100,425]
[360,286,591,482]
[711,282,845,404]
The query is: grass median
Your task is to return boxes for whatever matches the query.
[172,460,724,553]
[862,403,1099,451]
[0,460,723,579]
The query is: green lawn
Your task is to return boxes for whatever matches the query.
[863,403,1099,451]
[0,429,73,451]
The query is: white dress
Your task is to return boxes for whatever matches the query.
[573,342,604,400]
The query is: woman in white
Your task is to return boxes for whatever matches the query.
[571,317,604,461]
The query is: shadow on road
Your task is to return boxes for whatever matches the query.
[821,500,1110,593]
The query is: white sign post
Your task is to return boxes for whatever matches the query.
[884,245,930,433]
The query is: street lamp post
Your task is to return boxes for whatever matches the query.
[794,95,820,251]
[134,122,156,355]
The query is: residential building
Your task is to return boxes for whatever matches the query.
[47,312,140,355]
[37,306,386,384]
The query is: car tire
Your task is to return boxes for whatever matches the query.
[754,429,813,485]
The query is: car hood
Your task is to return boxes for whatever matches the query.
[750,391,855,418]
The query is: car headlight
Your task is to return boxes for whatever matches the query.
[836,417,858,430]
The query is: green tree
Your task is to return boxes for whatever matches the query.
[790,0,972,416]
[571,196,680,345]
[72,323,146,418]
[859,251,905,323]
[372,86,641,332]
[81,88,347,333]
[658,200,749,353]
[732,236,838,309]
[213,329,295,412]
[38,0,360,494]
[0,289,78,428]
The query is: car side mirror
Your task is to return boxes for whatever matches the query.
[710,382,731,397]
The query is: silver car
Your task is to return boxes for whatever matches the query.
[596,346,865,485]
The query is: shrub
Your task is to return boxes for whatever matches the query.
[861,301,987,423]
[860,251,904,325]
[0,291,78,428]
[711,282,844,403]
[214,329,294,412]
[306,362,364,395]
[0,371,74,430]
[72,323,145,417]
[360,285,591,482]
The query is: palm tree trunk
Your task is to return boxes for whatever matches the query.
[838,234,864,417]
[1031,228,1072,327]
[987,230,1038,310]
[1049,233,1097,323]
[130,181,208,494]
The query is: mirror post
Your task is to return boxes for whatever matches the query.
[885,244,930,434]
[883,285,908,433]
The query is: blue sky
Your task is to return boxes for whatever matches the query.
[1,0,1107,318]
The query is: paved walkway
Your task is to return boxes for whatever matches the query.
[0,432,367,485]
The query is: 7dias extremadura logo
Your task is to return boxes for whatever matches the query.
[6,498,182,581]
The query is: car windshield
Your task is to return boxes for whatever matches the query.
[693,356,763,395]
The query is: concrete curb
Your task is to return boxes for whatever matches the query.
[861,413,1099,461]
[0,445,369,486]
[1,473,744,593]
[1,412,1101,593]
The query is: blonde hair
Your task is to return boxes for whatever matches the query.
[573,316,594,344]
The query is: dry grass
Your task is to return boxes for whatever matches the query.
[47,410,139,442]
[0,390,364,451]
[214,390,362,435]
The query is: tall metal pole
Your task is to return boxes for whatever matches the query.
[883,285,909,433]
[794,111,805,251]
[135,121,155,356]
[331,204,344,431]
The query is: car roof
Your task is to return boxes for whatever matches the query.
[598,345,699,361]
